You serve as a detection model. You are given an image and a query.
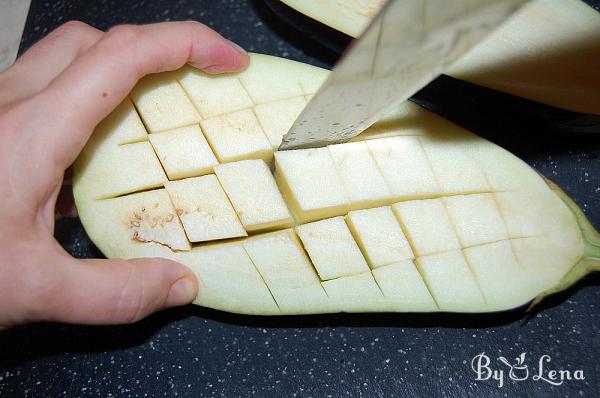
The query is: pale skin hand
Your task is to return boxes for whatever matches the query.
[0,21,250,329]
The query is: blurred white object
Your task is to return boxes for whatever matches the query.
[0,0,31,72]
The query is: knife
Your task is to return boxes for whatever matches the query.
[279,0,528,150]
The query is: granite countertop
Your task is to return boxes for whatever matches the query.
[1,1,599,397]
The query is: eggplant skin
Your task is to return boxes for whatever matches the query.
[263,0,352,53]
[74,53,595,316]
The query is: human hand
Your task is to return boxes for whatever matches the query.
[0,21,249,329]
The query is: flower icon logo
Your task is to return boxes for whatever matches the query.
[498,352,529,381]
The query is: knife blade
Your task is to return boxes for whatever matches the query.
[279,0,528,150]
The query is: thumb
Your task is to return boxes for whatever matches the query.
[42,257,198,325]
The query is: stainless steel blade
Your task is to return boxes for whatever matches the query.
[280,0,527,150]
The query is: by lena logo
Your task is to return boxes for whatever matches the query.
[471,352,585,388]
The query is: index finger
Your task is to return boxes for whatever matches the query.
[26,21,249,169]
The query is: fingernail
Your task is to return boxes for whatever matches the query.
[226,39,247,55]
[166,277,196,307]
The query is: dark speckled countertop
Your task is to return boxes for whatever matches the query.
[1,1,599,397]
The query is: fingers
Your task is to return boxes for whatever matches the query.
[0,21,103,108]
[28,21,249,170]
[37,256,198,325]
